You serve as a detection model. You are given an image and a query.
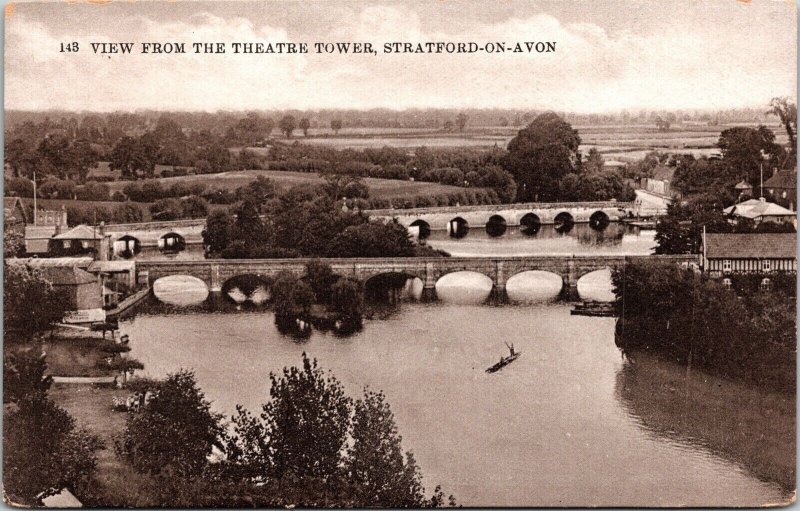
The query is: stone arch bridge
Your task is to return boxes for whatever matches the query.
[367,201,636,233]
[101,201,636,254]
[138,254,697,301]
[103,219,205,256]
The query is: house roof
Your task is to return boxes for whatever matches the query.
[734,180,753,190]
[723,199,796,219]
[25,225,58,240]
[652,166,676,182]
[6,257,93,269]
[764,170,796,189]
[40,266,98,286]
[4,196,28,223]
[88,260,135,273]
[705,232,796,259]
[53,224,104,240]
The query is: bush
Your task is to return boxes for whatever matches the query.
[75,182,110,201]
[5,177,34,197]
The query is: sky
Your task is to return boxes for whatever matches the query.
[4,0,797,113]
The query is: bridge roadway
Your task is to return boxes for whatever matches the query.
[138,254,698,301]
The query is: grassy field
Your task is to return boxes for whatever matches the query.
[50,384,161,507]
[103,170,469,199]
[287,123,788,162]
[19,171,470,223]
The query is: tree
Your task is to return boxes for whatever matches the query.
[110,136,156,178]
[299,117,311,137]
[279,115,297,138]
[230,354,352,486]
[4,218,25,259]
[347,389,439,507]
[718,126,783,190]
[271,272,315,319]
[455,113,468,135]
[330,278,363,320]
[150,198,183,221]
[583,147,605,173]
[3,350,99,505]
[112,203,144,223]
[654,115,670,132]
[327,221,415,258]
[4,397,101,505]
[304,260,339,304]
[4,263,68,338]
[768,97,797,151]
[202,210,236,256]
[118,370,225,478]
[503,112,581,201]
[4,349,52,404]
[237,175,275,207]
[330,119,343,135]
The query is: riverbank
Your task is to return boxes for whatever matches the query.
[616,350,795,495]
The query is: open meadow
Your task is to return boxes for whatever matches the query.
[278,122,788,162]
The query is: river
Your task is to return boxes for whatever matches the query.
[120,272,791,506]
[131,222,656,261]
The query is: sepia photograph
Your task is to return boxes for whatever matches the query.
[2,0,797,507]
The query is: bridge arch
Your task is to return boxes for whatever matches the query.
[152,275,209,305]
[447,217,469,238]
[485,215,508,237]
[435,270,493,304]
[364,272,421,302]
[553,212,575,233]
[589,211,610,230]
[222,274,272,304]
[114,235,141,259]
[409,219,431,240]
[520,213,541,235]
[159,232,186,253]
[576,268,615,302]
[506,270,563,302]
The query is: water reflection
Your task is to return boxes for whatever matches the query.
[152,275,209,305]
[615,351,795,494]
[576,269,615,302]
[425,223,655,257]
[435,272,493,304]
[506,271,562,303]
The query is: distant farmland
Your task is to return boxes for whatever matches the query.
[284,122,787,161]
[105,170,470,200]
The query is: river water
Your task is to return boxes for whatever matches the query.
[119,222,791,505]
[129,223,656,261]
[121,271,791,505]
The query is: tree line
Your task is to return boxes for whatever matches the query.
[202,176,445,260]
[612,261,795,393]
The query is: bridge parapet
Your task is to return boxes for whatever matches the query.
[365,201,634,217]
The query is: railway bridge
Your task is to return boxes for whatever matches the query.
[138,254,697,301]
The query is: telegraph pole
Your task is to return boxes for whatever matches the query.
[33,171,38,224]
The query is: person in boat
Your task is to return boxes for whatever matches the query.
[509,343,515,356]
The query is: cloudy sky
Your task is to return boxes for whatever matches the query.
[5,0,796,113]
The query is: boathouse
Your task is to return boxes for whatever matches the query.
[701,232,797,276]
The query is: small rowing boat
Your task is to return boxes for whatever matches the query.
[486,342,521,373]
